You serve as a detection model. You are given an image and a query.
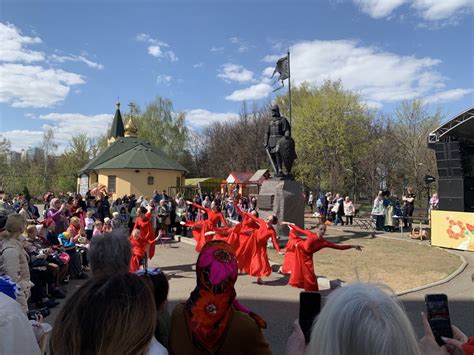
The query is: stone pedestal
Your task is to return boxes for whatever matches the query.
[257,179,304,237]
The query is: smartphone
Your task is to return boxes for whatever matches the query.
[425,294,453,346]
[299,291,321,343]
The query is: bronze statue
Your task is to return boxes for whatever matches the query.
[264,105,297,178]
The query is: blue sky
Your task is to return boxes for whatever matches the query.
[1,0,473,152]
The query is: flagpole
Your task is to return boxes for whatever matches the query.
[287,50,292,125]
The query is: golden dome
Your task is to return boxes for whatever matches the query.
[124,117,138,137]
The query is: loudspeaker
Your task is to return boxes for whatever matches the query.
[438,178,474,212]
[435,142,463,177]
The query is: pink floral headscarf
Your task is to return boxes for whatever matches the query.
[185,241,266,353]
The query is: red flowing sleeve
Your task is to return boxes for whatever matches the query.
[289,223,313,238]
[190,202,207,212]
[320,238,352,250]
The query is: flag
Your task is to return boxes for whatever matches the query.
[272,55,289,81]
[271,55,289,92]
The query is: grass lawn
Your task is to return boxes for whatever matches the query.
[268,237,462,293]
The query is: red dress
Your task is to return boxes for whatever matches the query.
[129,235,147,272]
[184,203,228,252]
[133,212,156,259]
[237,213,281,278]
[282,224,352,291]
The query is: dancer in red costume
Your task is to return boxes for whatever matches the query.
[236,213,283,285]
[129,228,146,272]
[281,222,363,291]
[133,205,156,260]
[183,200,228,252]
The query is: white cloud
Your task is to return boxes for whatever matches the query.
[0,22,90,108]
[148,45,162,57]
[412,0,473,21]
[0,22,44,63]
[167,50,178,62]
[237,39,469,106]
[210,46,224,53]
[217,63,255,83]
[229,37,251,53]
[50,54,104,70]
[262,67,275,77]
[353,0,408,18]
[353,0,473,22]
[262,54,283,63]
[0,63,85,108]
[156,74,173,85]
[0,130,44,151]
[424,88,474,104]
[225,83,272,101]
[185,109,239,129]
[286,39,449,103]
[2,112,113,152]
[135,33,178,61]
[193,62,204,68]
[362,100,384,109]
[41,113,113,150]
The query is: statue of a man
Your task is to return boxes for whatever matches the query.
[264,105,294,177]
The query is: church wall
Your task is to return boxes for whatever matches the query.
[97,169,184,199]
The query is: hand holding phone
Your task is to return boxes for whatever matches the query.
[299,291,321,343]
[425,294,453,346]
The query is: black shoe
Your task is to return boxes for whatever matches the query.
[51,289,66,299]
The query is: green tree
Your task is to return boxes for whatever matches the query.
[134,96,190,166]
[392,100,440,200]
[276,80,374,193]
[56,134,96,192]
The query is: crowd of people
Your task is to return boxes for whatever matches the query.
[307,188,440,233]
[1,189,472,355]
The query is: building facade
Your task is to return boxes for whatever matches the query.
[77,101,187,199]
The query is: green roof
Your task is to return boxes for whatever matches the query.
[79,137,187,173]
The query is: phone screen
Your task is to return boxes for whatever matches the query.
[425,294,453,346]
[299,291,321,343]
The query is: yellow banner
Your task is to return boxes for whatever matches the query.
[431,210,474,252]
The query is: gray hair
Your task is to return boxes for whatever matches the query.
[309,283,420,355]
[89,230,131,276]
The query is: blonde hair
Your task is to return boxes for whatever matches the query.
[26,225,38,238]
[309,283,420,355]
[112,212,119,218]
[94,220,102,228]
[86,210,93,218]
[70,216,81,225]
[0,214,26,239]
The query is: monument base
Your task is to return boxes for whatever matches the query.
[257,178,304,237]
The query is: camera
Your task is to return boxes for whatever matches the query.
[27,307,51,320]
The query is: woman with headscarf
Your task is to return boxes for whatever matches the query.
[169,241,270,354]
